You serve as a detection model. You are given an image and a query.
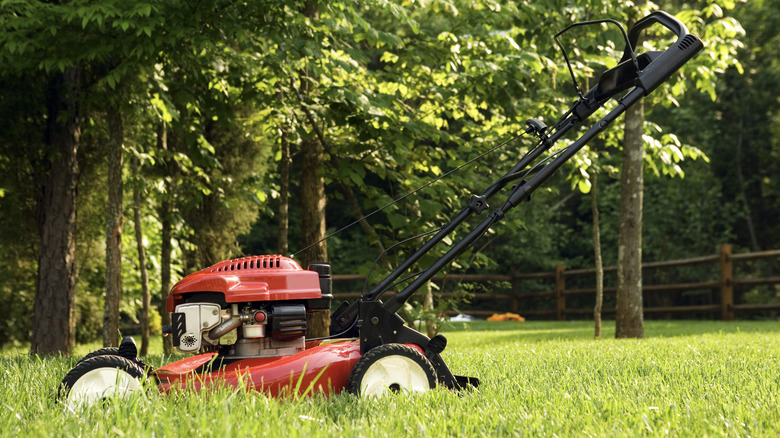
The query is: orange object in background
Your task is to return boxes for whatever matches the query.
[487,312,525,322]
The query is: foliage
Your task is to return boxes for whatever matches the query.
[0,0,292,347]
[703,0,780,251]
[0,0,773,349]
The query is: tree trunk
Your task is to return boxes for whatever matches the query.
[735,114,760,252]
[298,1,329,338]
[423,281,440,338]
[159,196,173,355]
[341,181,389,260]
[615,97,645,339]
[103,106,124,347]
[158,127,173,355]
[591,172,603,339]
[131,155,152,356]
[31,68,81,356]
[300,135,329,337]
[278,127,290,255]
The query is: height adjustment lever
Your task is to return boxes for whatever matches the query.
[468,194,489,214]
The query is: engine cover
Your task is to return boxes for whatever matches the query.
[166,255,324,311]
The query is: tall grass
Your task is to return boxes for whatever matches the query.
[2,320,778,437]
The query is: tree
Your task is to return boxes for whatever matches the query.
[157,127,174,355]
[277,127,291,255]
[296,1,330,340]
[613,1,743,336]
[591,172,604,339]
[103,104,124,347]
[130,154,152,356]
[615,97,645,338]
[31,67,82,355]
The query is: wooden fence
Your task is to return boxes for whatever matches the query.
[331,245,780,320]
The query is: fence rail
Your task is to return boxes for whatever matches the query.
[331,245,780,320]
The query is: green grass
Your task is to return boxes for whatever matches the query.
[2,320,778,437]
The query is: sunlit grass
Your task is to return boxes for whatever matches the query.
[2,320,778,437]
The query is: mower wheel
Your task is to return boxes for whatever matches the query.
[347,343,437,397]
[76,340,152,373]
[58,355,145,409]
[76,347,120,364]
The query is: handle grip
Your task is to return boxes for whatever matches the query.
[629,11,689,45]
[621,11,704,95]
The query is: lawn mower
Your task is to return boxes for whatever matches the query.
[58,11,703,408]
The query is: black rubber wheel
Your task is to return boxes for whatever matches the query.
[58,355,145,409]
[76,346,151,373]
[346,343,437,397]
[76,347,120,364]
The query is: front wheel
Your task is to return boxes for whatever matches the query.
[58,355,145,409]
[76,347,120,365]
[346,343,437,397]
[75,337,151,372]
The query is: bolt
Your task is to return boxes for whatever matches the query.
[371,317,379,325]
[212,309,218,315]
[202,322,208,327]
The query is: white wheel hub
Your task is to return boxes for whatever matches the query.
[360,355,431,396]
[66,367,142,409]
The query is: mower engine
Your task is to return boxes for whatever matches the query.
[165,255,332,359]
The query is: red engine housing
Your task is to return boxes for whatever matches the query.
[166,255,328,312]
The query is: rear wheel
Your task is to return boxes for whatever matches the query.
[347,343,436,397]
[58,355,145,409]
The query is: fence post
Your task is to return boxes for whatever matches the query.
[720,244,734,321]
[510,268,519,314]
[556,264,566,321]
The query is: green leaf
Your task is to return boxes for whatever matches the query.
[577,177,591,194]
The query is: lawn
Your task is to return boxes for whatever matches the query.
[2,320,778,437]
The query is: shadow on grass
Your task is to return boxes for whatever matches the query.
[440,319,780,344]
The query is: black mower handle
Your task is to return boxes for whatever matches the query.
[622,11,704,95]
[334,11,704,343]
